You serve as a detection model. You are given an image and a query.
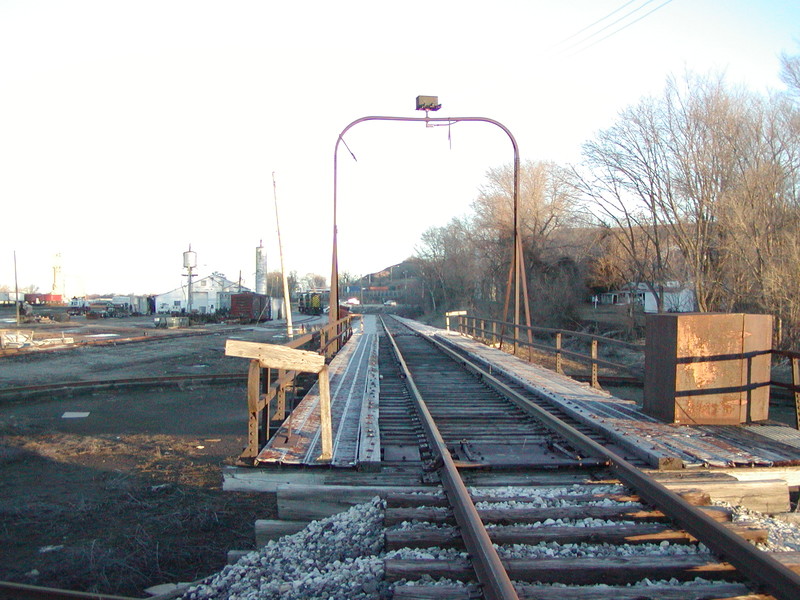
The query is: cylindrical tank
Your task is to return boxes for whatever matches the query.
[183,250,197,269]
[255,243,267,295]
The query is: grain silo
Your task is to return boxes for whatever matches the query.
[255,241,267,295]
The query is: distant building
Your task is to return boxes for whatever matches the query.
[599,282,695,314]
[0,292,24,304]
[155,272,248,314]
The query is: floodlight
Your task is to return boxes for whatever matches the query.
[416,95,441,111]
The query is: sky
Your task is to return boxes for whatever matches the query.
[1,0,798,297]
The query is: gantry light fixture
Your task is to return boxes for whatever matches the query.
[330,97,531,354]
[415,95,442,111]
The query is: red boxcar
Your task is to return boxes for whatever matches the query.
[230,292,271,322]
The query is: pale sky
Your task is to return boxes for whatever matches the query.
[1,0,798,296]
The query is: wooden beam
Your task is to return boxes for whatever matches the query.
[385,523,768,550]
[386,552,800,584]
[384,505,732,527]
[317,365,332,461]
[254,519,309,546]
[276,484,429,521]
[392,582,769,600]
[243,359,261,459]
[660,478,790,514]
[225,339,325,373]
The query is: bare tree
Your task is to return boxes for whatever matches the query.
[301,273,327,290]
[574,96,677,312]
[577,73,770,313]
[471,160,580,318]
[415,217,480,313]
[781,50,800,99]
[578,68,800,347]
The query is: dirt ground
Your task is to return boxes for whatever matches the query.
[0,308,324,597]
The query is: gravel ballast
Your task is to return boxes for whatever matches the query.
[179,487,800,599]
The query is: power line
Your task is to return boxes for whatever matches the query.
[557,0,659,55]
[568,0,674,56]
[550,0,638,50]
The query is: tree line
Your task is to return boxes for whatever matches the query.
[412,54,800,346]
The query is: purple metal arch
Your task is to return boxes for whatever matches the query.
[331,115,530,339]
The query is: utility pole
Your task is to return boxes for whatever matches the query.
[13,251,20,327]
[273,172,293,336]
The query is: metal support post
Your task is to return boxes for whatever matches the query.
[793,356,800,430]
[556,333,563,375]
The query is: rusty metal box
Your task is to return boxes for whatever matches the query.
[643,313,772,424]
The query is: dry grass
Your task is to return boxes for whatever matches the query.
[0,429,274,596]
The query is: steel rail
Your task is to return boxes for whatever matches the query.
[0,373,247,398]
[419,327,800,600]
[380,318,519,600]
[0,580,139,600]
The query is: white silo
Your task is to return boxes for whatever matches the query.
[255,241,267,295]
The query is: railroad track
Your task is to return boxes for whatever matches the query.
[379,316,800,600]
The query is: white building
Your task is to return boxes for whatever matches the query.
[599,282,695,314]
[155,272,248,314]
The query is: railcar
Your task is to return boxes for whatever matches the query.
[230,292,271,322]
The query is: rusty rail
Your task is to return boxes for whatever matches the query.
[0,581,139,600]
[458,315,643,388]
[422,328,800,600]
[238,315,353,463]
[381,317,519,600]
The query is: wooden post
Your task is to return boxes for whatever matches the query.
[556,333,563,375]
[317,365,332,461]
[320,328,329,359]
[274,369,287,420]
[245,359,261,460]
[445,310,467,334]
[492,321,497,346]
[793,356,800,430]
[264,367,272,439]
[591,339,599,389]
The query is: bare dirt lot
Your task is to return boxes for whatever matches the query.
[0,308,320,597]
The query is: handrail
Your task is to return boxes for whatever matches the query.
[773,349,800,428]
[458,315,643,388]
[459,314,800,428]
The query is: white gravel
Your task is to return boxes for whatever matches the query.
[725,502,800,551]
[181,497,387,600]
